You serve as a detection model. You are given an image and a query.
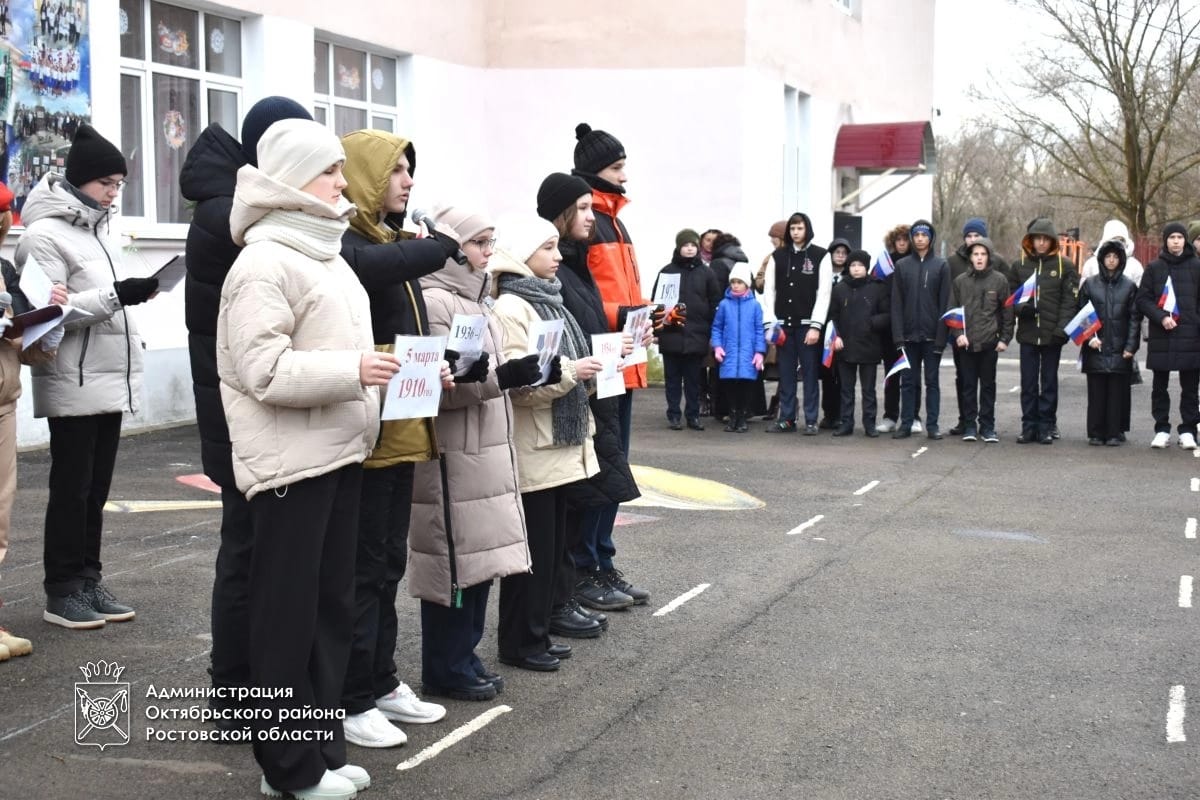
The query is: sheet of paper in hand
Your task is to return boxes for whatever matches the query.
[447,313,488,376]
[620,305,651,367]
[18,253,54,309]
[591,333,626,399]
[19,305,92,350]
[653,273,681,311]
[526,318,565,386]
[151,253,188,293]
[381,335,447,420]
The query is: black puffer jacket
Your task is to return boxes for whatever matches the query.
[557,236,639,509]
[828,275,889,363]
[1079,240,1139,374]
[654,248,723,356]
[1009,217,1079,347]
[179,123,245,489]
[709,241,748,288]
[891,220,950,348]
[1136,233,1200,371]
[339,221,446,345]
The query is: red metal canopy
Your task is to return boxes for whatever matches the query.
[833,121,935,173]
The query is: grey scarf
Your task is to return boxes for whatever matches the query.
[498,273,591,446]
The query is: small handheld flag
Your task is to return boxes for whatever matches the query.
[940,306,966,330]
[1006,273,1038,308]
[1158,276,1180,321]
[885,349,910,382]
[822,321,837,369]
[766,321,787,346]
[871,250,894,281]
[1063,301,1102,345]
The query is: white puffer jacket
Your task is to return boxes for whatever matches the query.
[14,173,143,418]
[217,166,378,499]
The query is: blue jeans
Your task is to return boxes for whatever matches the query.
[571,392,631,570]
[1018,343,1062,433]
[900,341,943,430]
[776,327,821,425]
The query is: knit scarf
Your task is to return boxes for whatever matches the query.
[243,208,350,262]
[497,273,591,446]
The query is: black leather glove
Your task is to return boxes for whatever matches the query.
[444,348,461,375]
[453,351,490,384]
[114,277,158,307]
[545,355,563,385]
[496,353,542,390]
[429,228,461,260]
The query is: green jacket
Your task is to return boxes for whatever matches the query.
[1009,218,1078,346]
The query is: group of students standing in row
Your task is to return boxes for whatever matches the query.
[0,99,669,800]
[651,213,1200,449]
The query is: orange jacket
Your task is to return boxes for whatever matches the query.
[588,189,648,389]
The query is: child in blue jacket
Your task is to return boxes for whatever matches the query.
[711,263,766,432]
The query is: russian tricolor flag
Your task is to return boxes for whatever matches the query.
[1159,276,1180,320]
[1006,273,1037,308]
[871,250,894,281]
[940,306,966,330]
[822,321,837,369]
[1063,301,1102,345]
[885,349,910,381]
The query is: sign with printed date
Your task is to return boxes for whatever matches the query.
[620,306,651,367]
[591,333,626,399]
[381,335,447,420]
[527,318,565,387]
[653,273,681,311]
[447,313,488,377]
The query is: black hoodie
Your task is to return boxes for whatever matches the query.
[1080,240,1139,374]
[766,211,829,329]
[1135,223,1200,371]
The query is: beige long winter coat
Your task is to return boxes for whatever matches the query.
[14,173,144,418]
[408,257,530,607]
[216,166,379,500]
[490,251,599,493]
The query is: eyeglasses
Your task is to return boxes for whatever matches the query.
[467,237,497,249]
[97,178,126,192]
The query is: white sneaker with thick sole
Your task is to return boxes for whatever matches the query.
[1151,431,1171,449]
[260,770,356,799]
[344,707,407,748]
[1180,432,1197,450]
[377,682,446,725]
[331,764,370,792]
[876,418,896,433]
[911,419,924,433]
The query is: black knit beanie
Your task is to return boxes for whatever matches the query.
[240,95,313,167]
[573,123,626,174]
[64,124,126,187]
[848,250,872,270]
[1163,221,1188,245]
[536,172,592,222]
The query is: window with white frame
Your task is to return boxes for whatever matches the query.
[118,0,242,223]
[313,40,399,136]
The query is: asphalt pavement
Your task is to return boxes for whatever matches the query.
[2,354,1198,799]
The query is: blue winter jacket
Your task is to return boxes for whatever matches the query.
[710,288,766,380]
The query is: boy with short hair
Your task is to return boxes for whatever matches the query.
[950,238,1013,443]
[891,219,950,439]
[828,250,889,437]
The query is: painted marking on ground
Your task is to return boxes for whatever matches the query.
[1194,449,1200,459]
[954,529,1045,544]
[1193,478,1200,492]
[912,447,928,459]
[853,480,880,496]
[625,465,764,511]
[786,515,825,536]
[1187,518,1197,540]
[1181,576,1194,608]
[811,537,827,542]
[104,500,223,513]
[1167,685,1187,743]
[396,705,512,771]
[177,473,221,494]
[653,583,711,617]
[614,511,659,528]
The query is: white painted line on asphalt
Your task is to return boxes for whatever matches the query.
[150,552,204,569]
[1008,385,1020,393]
[1194,449,1200,459]
[653,583,712,617]
[397,705,513,771]
[853,480,880,496]
[786,515,825,535]
[1181,576,1194,608]
[912,446,928,459]
[1193,478,1200,493]
[1187,518,1197,540]
[1168,686,1187,743]
[812,537,827,542]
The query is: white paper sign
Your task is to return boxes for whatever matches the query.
[21,305,92,350]
[446,313,488,377]
[653,273,681,310]
[18,253,54,309]
[381,335,446,420]
[526,318,565,387]
[591,333,626,399]
[620,306,651,367]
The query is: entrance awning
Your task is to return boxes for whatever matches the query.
[833,121,936,174]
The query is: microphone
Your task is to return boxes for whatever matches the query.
[410,209,467,265]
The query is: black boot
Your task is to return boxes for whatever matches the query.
[736,413,749,433]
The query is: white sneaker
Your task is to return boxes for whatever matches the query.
[377,682,446,725]
[1181,432,1197,450]
[1151,431,1171,449]
[911,419,924,433]
[343,707,407,748]
[876,418,896,433]
[261,770,356,799]
[331,764,370,792]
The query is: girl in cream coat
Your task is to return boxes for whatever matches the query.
[491,217,602,672]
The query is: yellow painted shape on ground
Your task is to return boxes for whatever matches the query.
[625,465,764,511]
[104,500,222,513]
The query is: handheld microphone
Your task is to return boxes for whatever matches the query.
[410,209,468,265]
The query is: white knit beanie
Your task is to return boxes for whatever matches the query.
[729,262,754,287]
[433,204,495,244]
[496,216,560,266]
[256,118,345,189]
